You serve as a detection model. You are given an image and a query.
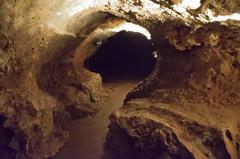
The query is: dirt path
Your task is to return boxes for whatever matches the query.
[55,80,140,159]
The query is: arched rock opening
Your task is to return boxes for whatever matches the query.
[0,1,240,159]
[84,31,156,82]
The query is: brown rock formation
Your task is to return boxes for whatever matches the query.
[0,0,239,159]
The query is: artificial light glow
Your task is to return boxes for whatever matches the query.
[152,51,158,58]
[141,0,160,11]
[207,9,240,22]
[66,0,119,16]
[173,0,201,13]
[48,23,76,37]
[66,1,93,16]
[110,23,151,40]
[181,0,201,9]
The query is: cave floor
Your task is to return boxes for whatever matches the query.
[55,79,140,159]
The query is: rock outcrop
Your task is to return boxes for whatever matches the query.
[108,22,240,159]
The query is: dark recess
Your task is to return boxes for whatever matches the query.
[84,31,156,82]
[0,115,15,159]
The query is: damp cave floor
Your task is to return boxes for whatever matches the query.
[54,79,140,159]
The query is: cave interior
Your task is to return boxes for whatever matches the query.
[0,0,240,159]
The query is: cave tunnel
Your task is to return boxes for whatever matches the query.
[84,30,157,82]
[1,1,240,159]
[54,29,158,159]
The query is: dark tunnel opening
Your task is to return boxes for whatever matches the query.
[53,31,158,159]
[84,31,156,82]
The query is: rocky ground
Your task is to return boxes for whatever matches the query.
[54,80,139,159]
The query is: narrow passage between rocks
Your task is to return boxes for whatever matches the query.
[55,31,156,159]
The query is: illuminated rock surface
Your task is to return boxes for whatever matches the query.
[0,0,239,159]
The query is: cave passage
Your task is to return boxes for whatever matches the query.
[84,31,156,82]
[55,31,157,159]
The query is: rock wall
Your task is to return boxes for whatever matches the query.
[108,22,240,159]
[0,0,239,158]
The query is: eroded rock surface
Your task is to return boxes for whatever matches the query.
[108,23,240,159]
[0,0,239,159]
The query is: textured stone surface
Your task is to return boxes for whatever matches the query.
[0,0,239,158]
[108,23,240,159]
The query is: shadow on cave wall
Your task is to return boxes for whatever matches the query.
[101,124,177,159]
[0,115,15,159]
[84,31,156,82]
